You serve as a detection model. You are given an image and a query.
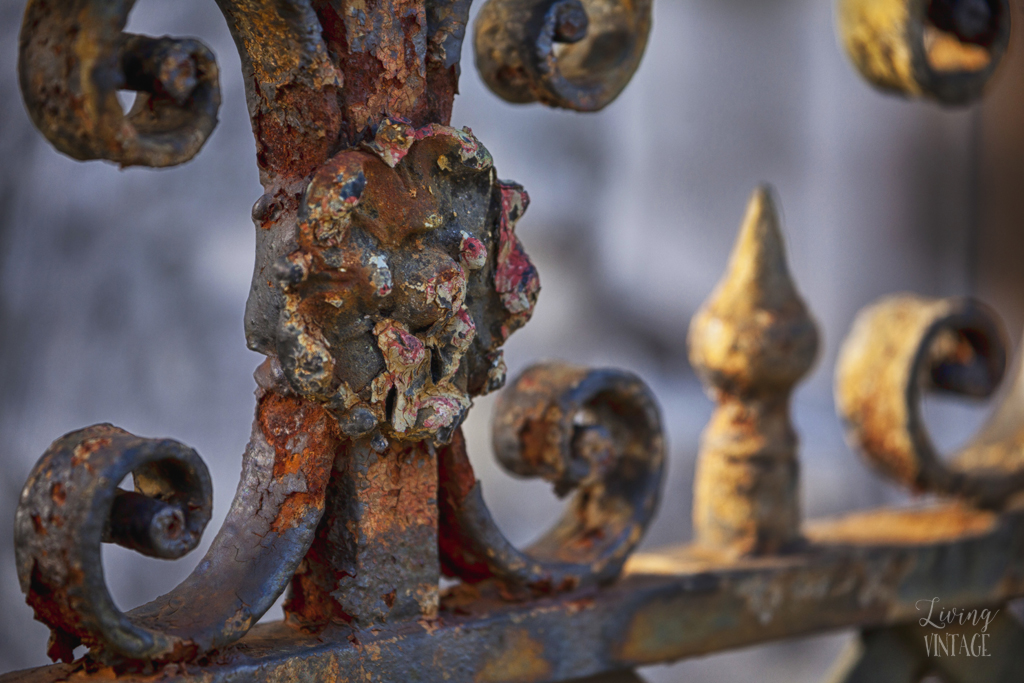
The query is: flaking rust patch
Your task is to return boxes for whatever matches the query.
[270,119,535,442]
[359,441,439,542]
[365,120,493,169]
[70,437,110,470]
[371,312,473,438]
[304,154,365,239]
[258,392,340,533]
[372,320,430,433]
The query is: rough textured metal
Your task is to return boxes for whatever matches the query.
[7,502,1024,681]
[473,0,651,110]
[15,0,661,666]
[835,294,1024,506]
[688,187,819,557]
[260,119,538,443]
[837,0,1010,104]
[19,0,221,167]
[438,362,665,593]
[285,436,442,629]
[11,0,1024,678]
[14,361,342,664]
[15,426,212,663]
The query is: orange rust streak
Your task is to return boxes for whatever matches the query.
[518,418,552,471]
[358,441,437,543]
[258,392,341,534]
[50,482,66,505]
[70,437,110,470]
[254,84,342,181]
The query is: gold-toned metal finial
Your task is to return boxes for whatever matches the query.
[688,185,819,556]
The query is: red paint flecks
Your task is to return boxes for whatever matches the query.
[364,119,492,168]
[494,182,540,329]
[459,233,487,270]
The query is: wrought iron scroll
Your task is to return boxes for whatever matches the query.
[474,0,651,109]
[828,295,1024,682]
[15,369,342,663]
[836,294,1024,507]
[827,2,1024,679]
[439,362,665,592]
[19,0,221,166]
[837,0,1010,104]
[9,0,1024,678]
[11,0,663,670]
[16,426,212,662]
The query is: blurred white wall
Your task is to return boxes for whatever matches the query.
[0,0,1000,677]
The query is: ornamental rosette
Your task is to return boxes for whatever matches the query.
[261,119,540,443]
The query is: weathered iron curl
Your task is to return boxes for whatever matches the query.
[836,0,1009,104]
[439,362,665,592]
[473,0,652,111]
[15,425,212,663]
[14,384,341,664]
[835,294,1024,507]
[19,0,220,167]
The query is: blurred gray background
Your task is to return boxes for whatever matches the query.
[2,0,1024,678]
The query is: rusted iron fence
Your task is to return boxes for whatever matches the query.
[4,0,1024,681]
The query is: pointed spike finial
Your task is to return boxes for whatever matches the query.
[688,185,819,557]
[715,186,799,313]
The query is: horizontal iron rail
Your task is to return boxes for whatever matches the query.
[5,503,1020,683]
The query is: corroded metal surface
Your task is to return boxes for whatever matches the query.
[15,363,342,664]
[262,119,536,443]
[833,294,1024,682]
[836,0,1010,104]
[439,362,665,593]
[12,0,660,669]
[7,503,1024,681]
[10,0,1024,679]
[688,187,819,557]
[286,436,442,628]
[474,0,652,110]
[15,426,213,663]
[19,0,221,166]
[835,294,1024,506]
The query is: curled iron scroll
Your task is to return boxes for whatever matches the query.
[439,362,665,592]
[835,294,1024,507]
[15,382,339,664]
[836,0,1010,104]
[19,0,220,167]
[473,0,652,110]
